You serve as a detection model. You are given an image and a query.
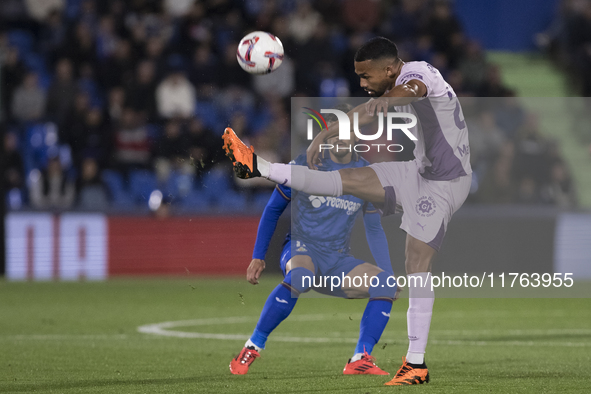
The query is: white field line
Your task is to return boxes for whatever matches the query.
[136,314,591,347]
[0,334,128,340]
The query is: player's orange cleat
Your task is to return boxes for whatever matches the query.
[384,357,429,385]
[222,127,261,179]
[229,346,260,375]
[343,351,389,375]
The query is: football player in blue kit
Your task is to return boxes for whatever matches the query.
[230,110,397,376]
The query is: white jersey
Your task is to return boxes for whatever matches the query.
[393,61,472,181]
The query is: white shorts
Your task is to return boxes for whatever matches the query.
[369,160,471,251]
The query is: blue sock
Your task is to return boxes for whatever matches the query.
[249,268,313,349]
[354,299,393,356]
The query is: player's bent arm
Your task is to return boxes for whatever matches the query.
[363,211,394,275]
[306,80,427,168]
[249,186,290,284]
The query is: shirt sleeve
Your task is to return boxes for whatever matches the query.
[252,185,290,260]
[363,210,393,275]
[398,64,433,97]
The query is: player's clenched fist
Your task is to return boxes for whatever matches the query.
[247,259,266,284]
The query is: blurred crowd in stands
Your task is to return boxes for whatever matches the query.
[539,0,591,96]
[0,0,577,214]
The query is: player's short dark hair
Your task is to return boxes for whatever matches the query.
[354,37,399,62]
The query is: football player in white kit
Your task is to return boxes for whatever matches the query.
[222,36,472,386]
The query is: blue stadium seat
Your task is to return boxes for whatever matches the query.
[201,167,232,203]
[22,52,48,75]
[8,30,34,54]
[65,0,83,19]
[178,190,210,213]
[129,169,158,203]
[253,191,275,212]
[195,101,221,130]
[101,169,134,208]
[23,122,59,175]
[164,171,194,201]
[215,190,247,213]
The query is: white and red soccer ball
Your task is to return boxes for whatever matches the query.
[236,31,284,75]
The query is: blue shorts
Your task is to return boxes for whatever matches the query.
[280,240,366,297]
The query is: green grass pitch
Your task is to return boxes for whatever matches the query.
[1,277,590,393]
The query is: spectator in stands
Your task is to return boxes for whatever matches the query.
[187,117,222,175]
[4,131,24,192]
[29,154,75,210]
[61,22,97,68]
[76,156,110,210]
[23,0,64,23]
[477,64,513,97]
[468,111,507,177]
[99,38,135,89]
[163,0,196,18]
[189,45,219,90]
[153,118,192,183]
[458,41,487,92]
[11,72,46,122]
[217,41,250,89]
[513,113,551,187]
[68,106,111,169]
[541,160,577,208]
[342,0,380,33]
[289,1,321,44]
[106,86,126,124]
[39,9,67,61]
[156,70,196,119]
[112,108,152,176]
[1,47,26,121]
[46,58,77,128]
[476,141,516,204]
[253,55,295,98]
[126,59,158,121]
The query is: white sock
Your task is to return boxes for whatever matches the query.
[257,156,271,178]
[266,163,343,196]
[245,338,262,352]
[406,272,434,365]
[350,352,364,362]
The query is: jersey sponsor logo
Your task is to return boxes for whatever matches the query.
[308,195,326,208]
[415,196,437,217]
[308,195,362,215]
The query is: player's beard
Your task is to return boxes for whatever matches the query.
[366,79,392,97]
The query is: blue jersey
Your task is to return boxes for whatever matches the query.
[285,153,376,253]
[252,152,392,273]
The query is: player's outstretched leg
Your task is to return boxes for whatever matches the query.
[384,357,429,386]
[222,127,344,197]
[229,267,313,375]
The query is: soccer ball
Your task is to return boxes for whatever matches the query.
[236,31,284,75]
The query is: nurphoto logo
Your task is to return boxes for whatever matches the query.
[303,107,417,153]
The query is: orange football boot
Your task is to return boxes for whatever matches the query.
[222,127,260,178]
[384,357,429,385]
[343,351,389,375]
[229,346,260,375]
